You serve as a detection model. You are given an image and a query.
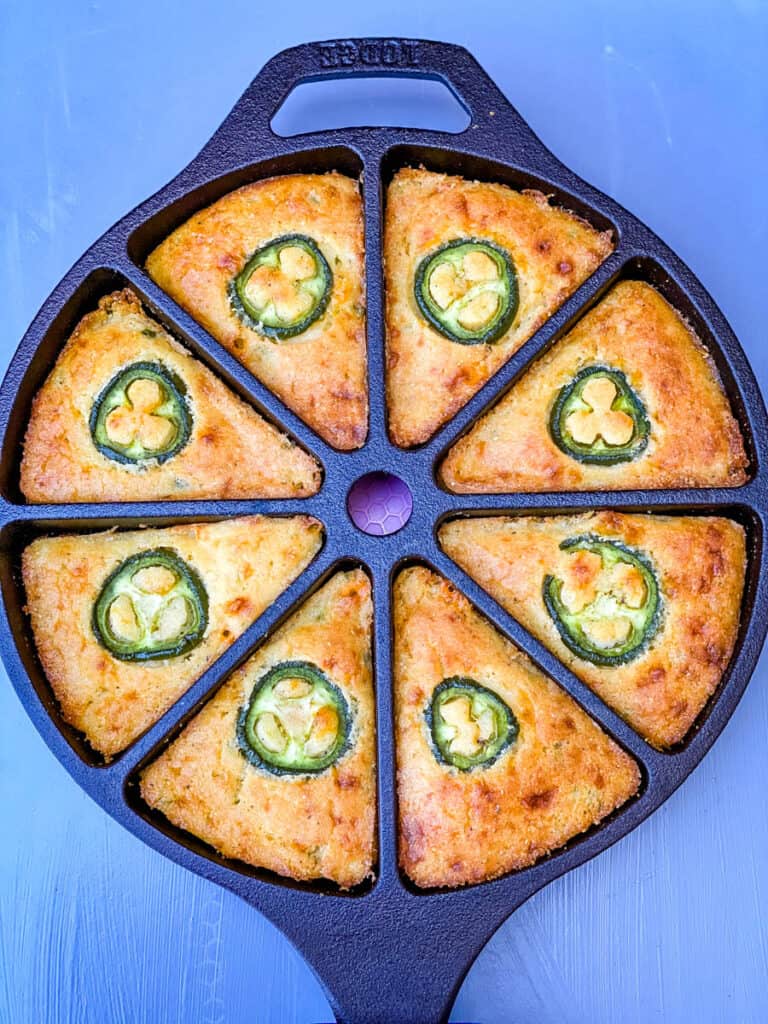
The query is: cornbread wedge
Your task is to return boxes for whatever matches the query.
[394,567,639,888]
[22,516,323,758]
[20,290,321,502]
[385,168,613,446]
[442,281,748,492]
[141,570,376,889]
[146,172,367,450]
[440,512,746,748]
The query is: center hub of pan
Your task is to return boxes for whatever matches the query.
[347,472,413,536]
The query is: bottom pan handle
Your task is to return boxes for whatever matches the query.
[259,888,528,1024]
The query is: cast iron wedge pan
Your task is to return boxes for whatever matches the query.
[3,38,767,1024]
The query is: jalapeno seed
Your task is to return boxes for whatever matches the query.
[237,661,352,775]
[90,362,192,466]
[93,548,208,661]
[543,535,661,666]
[414,239,519,345]
[550,366,650,465]
[229,234,333,340]
[427,678,519,771]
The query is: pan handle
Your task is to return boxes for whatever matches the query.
[202,37,541,141]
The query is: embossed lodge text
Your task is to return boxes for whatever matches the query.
[317,40,421,68]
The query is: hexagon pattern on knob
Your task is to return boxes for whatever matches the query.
[347,472,413,536]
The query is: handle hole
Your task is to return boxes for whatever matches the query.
[271,77,471,136]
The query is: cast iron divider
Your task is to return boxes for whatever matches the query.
[112,260,341,464]
[369,548,398,883]
[430,487,766,513]
[109,547,340,779]
[2,498,327,520]
[361,148,388,441]
[423,246,631,456]
[424,540,666,768]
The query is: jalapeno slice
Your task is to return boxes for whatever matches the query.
[93,548,208,661]
[414,238,519,345]
[90,361,192,465]
[237,661,352,775]
[550,366,650,465]
[543,535,661,666]
[426,678,518,771]
[229,234,333,340]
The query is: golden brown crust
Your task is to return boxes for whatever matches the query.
[146,173,367,450]
[384,168,614,447]
[394,567,639,888]
[22,516,323,758]
[20,289,321,502]
[439,512,746,749]
[140,570,376,889]
[441,281,748,492]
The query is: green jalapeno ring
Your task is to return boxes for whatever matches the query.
[549,365,650,465]
[543,534,662,667]
[90,361,192,466]
[229,234,333,341]
[426,677,519,772]
[237,660,352,776]
[92,547,209,662]
[414,238,519,346]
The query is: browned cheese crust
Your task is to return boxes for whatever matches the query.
[441,281,748,492]
[394,567,639,888]
[384,168,614,447]
[22,516,323,758]
[439,512,746,749]
[146,173,367,450]
[140,570,376,889]
[20,290,321,502]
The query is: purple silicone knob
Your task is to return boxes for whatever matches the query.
[347,472,413,536]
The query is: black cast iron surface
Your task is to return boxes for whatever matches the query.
[2,38,767,1024]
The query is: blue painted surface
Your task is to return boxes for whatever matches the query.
[1,2,767,1022]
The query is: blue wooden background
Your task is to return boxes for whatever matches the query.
[1,2,767,1021]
